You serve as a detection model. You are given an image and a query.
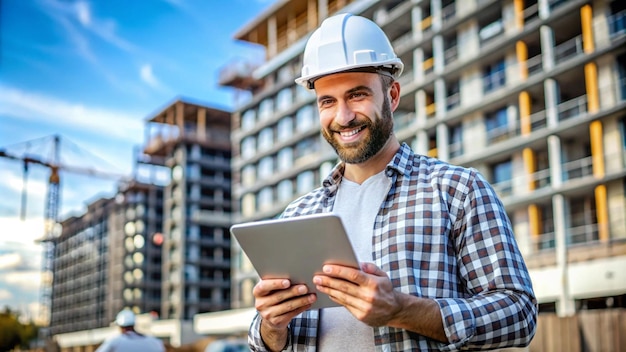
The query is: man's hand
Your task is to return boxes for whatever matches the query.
[254,279,316,351]
[313,262,447,342]
[313,262,401,326]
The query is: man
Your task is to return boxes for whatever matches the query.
[249,13,537,352]
[96,309,165,352]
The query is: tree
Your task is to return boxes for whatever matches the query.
[0,307,39,351]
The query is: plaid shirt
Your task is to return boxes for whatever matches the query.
[249,143,537,351]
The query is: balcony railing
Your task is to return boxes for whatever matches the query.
[492,178,513,197]
[557,95,588,121]
[554,35,584,65]
[483,69,506,94]
[449,141,463,158]
[568,223,599,245]
[446,92,460,111]
[562,155,593,181]
[486,121,518,144]
[444,45,458,65]
[442,3,456,24]
[528,167,551,190]
[523,3,540,24]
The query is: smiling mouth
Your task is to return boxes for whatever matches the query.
[338,126,365,137]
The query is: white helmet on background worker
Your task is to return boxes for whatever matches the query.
[115,309,136,327]
[295,13,403,89]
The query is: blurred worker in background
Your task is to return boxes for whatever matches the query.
[96,309,165,352]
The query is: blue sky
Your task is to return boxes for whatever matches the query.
[0,0,275,322]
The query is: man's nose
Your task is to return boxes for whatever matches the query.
[335,100,355,126]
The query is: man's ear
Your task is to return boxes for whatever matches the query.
[389,81,401,111]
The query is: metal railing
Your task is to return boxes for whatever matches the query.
[557,95,588,121]
[562,155,593,181]
[554,35,584,65]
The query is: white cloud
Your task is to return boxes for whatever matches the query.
[75,1,91,27]
[0,253,22,270]
[3,271,42,291]
[140,64,166,91]
[0,289,12,300]
[0,216,46,245]
[0,85,143,143]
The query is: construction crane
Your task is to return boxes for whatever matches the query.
[0,134,129,337]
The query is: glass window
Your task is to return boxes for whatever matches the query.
[449,124,463,158]
[296,105,315,132]
[483,59,506,93]
[277,179,293,202]
[492,159,513,196]
[241,194,256,217]
[259,98,273,121]
[258,127,273,151]
[277,116,293,140]
[277,88,293,111]
[296,84,314,101]
[258,187,273,211]
[295,137,320,159]
[258,156,274,179]
[446,80,460,111]
[242,109,256,130]
[297,170,315,195]
[241,136,256,159]
[277,148,293,171]
[485,107,508,143]
[242,165,256,187]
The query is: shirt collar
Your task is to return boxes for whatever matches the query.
[322,143,415,197]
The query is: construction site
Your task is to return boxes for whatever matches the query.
[1,0,625,351]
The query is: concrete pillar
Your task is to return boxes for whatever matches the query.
[540,25,555,72]
[433,35,445,75]
[544,78,559,128]
[412,5,423,42]
[416,90,427,127]
[434,78,447,119]
[416,130,429,156]
[554,193,576,316]
[538,0,551,20]
[431,0,442,32]
[436,123,449,161]
[548,135,563,188]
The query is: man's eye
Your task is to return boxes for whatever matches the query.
[350,92,366,99]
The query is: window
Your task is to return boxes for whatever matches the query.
[449,124,463,158]
[277,179,293,202]
[479,18,503,45]
[277,117,293,140]
[258,187,273,211]
[258,157,274,179]
[277,88,293,111]
[296,105,315,132]
[241,165,256,187]
[295,137,320,159]
[241,136,256,159]
[485,107,509,143]
[483,59,506,93]
[297,170,315,195]
[609,2,626,38]
[446,80,460,111]
[443,33,458,65]
[277,148,293,171]
[258,127,273,151]
[259,98,273,121]
[568,195,598,245]
[241,109,256,130]
[491,159,513,196]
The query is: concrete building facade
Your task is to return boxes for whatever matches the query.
[143,99,234,320]
[223,0,626,316]
[50,181,164,336]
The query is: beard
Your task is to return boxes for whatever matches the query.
[322,95,394,164]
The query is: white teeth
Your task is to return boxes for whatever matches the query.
[340,127,363,137]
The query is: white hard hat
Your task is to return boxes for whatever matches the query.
[115,309,135,327]
[295,13,403,89]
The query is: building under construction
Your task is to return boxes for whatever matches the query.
[49,180,164,336]
[142,99,234,320]
[48,99,234,339]
[218,0,626,347]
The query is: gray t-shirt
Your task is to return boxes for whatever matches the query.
[319,170,391,351]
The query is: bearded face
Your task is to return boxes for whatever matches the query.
[322,93,394,164]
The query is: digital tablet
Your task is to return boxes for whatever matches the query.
[230,213,359,310]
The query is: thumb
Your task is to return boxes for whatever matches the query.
[360,262,387,276]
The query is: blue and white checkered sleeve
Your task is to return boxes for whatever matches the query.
[435,169,537,350]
